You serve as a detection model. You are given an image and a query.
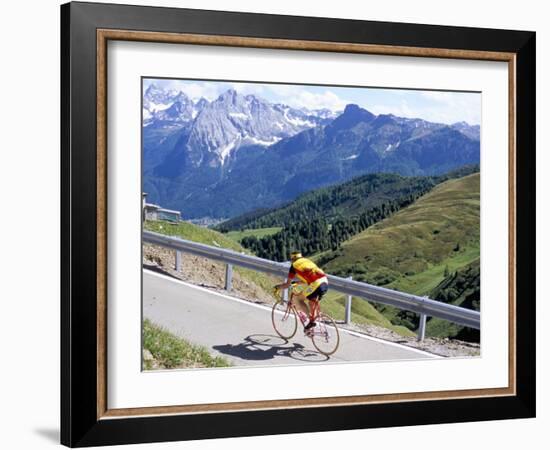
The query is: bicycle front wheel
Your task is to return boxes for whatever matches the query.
[311,313,340,356]
[271,300,298,339]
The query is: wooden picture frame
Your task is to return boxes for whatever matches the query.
[61,1,535,447]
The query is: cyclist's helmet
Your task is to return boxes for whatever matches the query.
[290,251,302,261]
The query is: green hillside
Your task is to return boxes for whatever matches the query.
[218,166,479,262]
[146,220,242,250]
[227,175,438,262]
[217,165,478,232]
[217,172,437,231]
[320,291,415,337]
[319,173,480,334]
[226,227,282,243]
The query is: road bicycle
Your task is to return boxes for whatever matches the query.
[272,282,340,356]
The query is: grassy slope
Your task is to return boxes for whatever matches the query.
[324,173,480,295]
[321,291,415,337]
[321,173,479,334]
[144,220,276,298]
[226,227,282,243]
[145,220,243,250]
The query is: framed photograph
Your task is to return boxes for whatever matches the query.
[61,1,535,447]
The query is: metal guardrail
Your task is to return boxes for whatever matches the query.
[143,230,480,338]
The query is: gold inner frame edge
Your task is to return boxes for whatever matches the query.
[95,29,517,420]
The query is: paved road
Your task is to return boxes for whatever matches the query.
[143,270,437,366]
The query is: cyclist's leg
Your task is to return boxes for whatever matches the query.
[292,292,310,317]
[308,298,320,322]
[306,283,328,323]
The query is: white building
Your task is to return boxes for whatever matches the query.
[142,193,181,222]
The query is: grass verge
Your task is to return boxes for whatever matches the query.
[143,319,231,370]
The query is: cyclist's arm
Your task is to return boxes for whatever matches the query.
[275,267,296,289]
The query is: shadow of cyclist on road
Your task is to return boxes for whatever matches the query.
[213,334,329,363]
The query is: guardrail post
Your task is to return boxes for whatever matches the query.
[225,263,233,291]
[345,276,352,324]
[417,313,427,341]
[283,288,289,302]
[175,251,182,272]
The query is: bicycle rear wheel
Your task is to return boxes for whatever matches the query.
[311,313,340,356]
[271,300,298,339]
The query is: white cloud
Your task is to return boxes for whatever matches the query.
[143,79,225,101]
[229,82,266,97]
[142,78,480,125]
[173,82,223,101]
[418,91,481,124]
[368,100,418,119]
[294,91,348,111]
[366,92,480,125]
[266,84,300,97]
[267,87,347,111]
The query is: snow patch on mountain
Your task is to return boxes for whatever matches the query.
[384,141,400,152]
[218,141,236,163]
[246,136,282,146]
[229,112,248,120]
[341,154,359,160]
[147,101,173,113]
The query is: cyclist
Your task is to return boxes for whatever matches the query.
[275,251,329,332]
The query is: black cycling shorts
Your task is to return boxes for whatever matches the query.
[306,282,328,301]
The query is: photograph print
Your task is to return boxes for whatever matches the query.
[141,77,481,370]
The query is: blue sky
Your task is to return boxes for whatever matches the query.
[143,78,481,125]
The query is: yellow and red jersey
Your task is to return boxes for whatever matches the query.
[288,257,326,285]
